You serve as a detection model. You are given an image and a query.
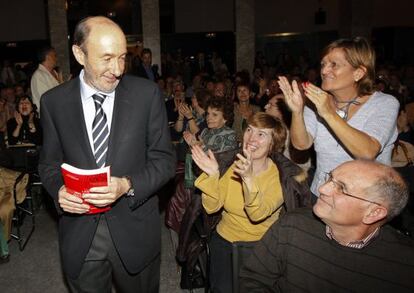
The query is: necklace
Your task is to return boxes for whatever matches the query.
[334,96,361,121]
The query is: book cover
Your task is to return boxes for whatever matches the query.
[61,163,111,214]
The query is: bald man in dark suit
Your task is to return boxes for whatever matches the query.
[39,16,175,293]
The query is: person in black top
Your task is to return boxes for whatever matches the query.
[7,95,41,145]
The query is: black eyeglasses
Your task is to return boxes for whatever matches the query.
[323,172,382,206]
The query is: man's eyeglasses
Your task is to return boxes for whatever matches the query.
[323,172,382,206]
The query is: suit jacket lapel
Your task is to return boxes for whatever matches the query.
[106,79,131,166]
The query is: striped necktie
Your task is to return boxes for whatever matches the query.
[92,93,109,168]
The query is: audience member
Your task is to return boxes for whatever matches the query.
[30,46,62,113]
[184,96,237,153]
[191,112,288,292]
[135,48,159,81]
[6,96,41,146]
[14,84,25,97]
[213,81,227,99]
[2,86,16,120]
[185,74,202,98]
[279,37,399,200]
[1,60,16,86]
[240,160,414,292]
[174,88,210,137]
[233,82,261,142]
[166,80,187,126]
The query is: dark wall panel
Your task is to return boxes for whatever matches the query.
[0,0,48,42]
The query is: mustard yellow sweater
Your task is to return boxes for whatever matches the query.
[195,161,283,242]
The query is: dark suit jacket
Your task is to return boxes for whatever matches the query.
[135,63,160,81]
[39,74,176,279]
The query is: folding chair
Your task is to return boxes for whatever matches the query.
[10,148,39,251]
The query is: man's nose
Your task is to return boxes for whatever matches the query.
[111,59,124,77]
[319,178,334,195]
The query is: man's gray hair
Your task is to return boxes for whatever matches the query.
[367,167,409,221]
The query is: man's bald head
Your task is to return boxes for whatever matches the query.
[73,16,124,53]
[342,160,408,221]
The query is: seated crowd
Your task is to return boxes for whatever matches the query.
[0,35,414,292]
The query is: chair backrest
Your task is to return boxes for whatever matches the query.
[24,148,40,174]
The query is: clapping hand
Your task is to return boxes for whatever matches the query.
[183,130,201,146]
[233,147,253,179]
[191,144,219,176]
[278,76,304,114]
[28,112,35,123]
[302,82,334,119]
[178,103,193,119]
[14,111,23,125]
[174,93,185,111]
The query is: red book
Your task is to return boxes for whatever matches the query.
[61,163,111,214]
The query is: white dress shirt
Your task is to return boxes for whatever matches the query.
[30,64,60,113]
[79,70,115,154]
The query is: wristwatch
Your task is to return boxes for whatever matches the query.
[124,176,135,197]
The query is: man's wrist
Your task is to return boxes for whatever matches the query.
[123,176,135,197]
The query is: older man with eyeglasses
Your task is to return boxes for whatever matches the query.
[239,159,414,292]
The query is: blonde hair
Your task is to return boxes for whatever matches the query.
[322,37,375,96]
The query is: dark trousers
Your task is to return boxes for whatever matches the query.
[209,232,233,293]
[66,215,160,293]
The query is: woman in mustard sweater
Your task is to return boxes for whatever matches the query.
[191,112,287,293]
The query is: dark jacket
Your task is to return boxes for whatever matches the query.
[39,75,176,279]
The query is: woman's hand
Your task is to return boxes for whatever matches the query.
[178,103,193,119]
[173,93,184,111]
[233,148,253,179]
[183,130,200,146]
[28,112,35,124]
[14,111,23,125]
[397,110,410,132]
[303,82,335,119]
[191,144,219,176]
[278,76,304,114]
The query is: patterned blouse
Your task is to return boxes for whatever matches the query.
[200,126,238,153]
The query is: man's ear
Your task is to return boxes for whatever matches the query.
[362,205,388,225]
[72,45,85,66]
